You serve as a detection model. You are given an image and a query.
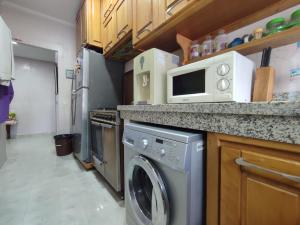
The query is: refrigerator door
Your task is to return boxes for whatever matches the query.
[87,51,123,110]
[72,87,90,162]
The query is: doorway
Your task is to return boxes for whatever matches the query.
[10,43,58,136]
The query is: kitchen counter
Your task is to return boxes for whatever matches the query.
[118,101,300,145]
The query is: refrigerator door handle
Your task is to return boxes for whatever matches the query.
[74,86,89,93]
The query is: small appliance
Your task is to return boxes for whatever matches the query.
[167,51,255,103]
[134,48,179,105]
[90,108,123,193]
[123,122,205,225]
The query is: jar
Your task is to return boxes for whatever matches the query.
[265,17,289,35]
[253,28,264,40]
[202,35,213,56]
[214,29,228,52]
[190,41,201,59]
[289,9,300,27]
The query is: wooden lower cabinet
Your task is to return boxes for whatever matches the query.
[207,133,300,225]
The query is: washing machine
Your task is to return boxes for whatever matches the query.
[123,122,205,225]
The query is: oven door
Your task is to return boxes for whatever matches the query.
[90,120,105,174]
[90,120,121,191]
[126,155,169,225]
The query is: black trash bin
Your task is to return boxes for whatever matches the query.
[54,134,74,156]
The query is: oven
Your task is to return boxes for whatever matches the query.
[90,109,123,193]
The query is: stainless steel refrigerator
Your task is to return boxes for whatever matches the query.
[71,48,123,163]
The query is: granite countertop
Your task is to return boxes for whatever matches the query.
[118,101,300,116]
[118,101,300,145]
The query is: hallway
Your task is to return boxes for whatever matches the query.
[0,135,125,225]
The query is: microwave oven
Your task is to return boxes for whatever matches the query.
[167,51,255,103]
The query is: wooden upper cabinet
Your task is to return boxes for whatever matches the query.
[76,12,82,53]
[76,0,102,53]
[165,0,190,18]
[103,12,116,53]
[133,0,154,43]
[87,0,102,47]
[218,139,300,225]
[115,0,132,40]
[81,0,88,44]
[102,0,115,23]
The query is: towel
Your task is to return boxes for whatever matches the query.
[0,81,14,124]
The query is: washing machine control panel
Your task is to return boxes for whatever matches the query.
[136,134,189,171]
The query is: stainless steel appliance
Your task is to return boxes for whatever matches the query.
[71,48,123,163]
[123,122,205,225]
[167,51,255,103]
[90,109,123,193]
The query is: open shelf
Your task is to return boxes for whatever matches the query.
[189,25,300,64]
[133,0,299,52]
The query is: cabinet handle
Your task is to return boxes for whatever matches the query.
[118,28,128,37]
[137,25,151,38]
[235,157,300,183]
[166,0,184,16]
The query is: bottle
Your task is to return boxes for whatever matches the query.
[214,29,228,52]
[190,41,201,59]
[202,35,213,56]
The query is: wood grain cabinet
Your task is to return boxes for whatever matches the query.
[103,12,116,53]
[132,0,165,45]
[101,0,133,55]
[207,133,300,225]
[115,0,132,41]
[165,0,194,19]
[76,0,102,53]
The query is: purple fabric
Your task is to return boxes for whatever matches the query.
[0,82,14,123]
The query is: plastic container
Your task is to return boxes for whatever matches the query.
[266,17,289,35]
[54,134,74,156]
[289,9,300,27]
[190,41,201,59]
[214,29,228,52]
[202,35,213,56]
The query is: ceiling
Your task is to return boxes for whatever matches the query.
[1,0,82,25]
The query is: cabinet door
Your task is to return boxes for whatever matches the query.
[87,0,102,47]
[103,13,116,53]
[220,146,300,225]
[81,0,88,44]
[115,0,132,40]
[76,13,82,53]
[165,0,190,18]
[102,0,114,24]
[133,0,153,43]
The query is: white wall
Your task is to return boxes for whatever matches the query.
[227,5,300,94]
[0,3,76,134]
[10,57,56,136]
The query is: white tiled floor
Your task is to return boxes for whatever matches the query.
[0,134,125,225]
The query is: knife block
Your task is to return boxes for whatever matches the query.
[252,67,275,102]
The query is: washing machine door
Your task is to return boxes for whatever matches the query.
[127,155,169,225]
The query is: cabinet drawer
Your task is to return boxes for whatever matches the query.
[239,151,300,187]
